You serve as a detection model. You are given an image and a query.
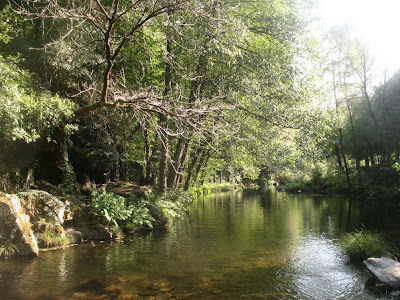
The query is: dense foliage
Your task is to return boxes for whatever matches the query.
[1,0,399,200]
[0,0,319,193]
[0,56,76,143]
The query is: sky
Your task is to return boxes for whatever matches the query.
[317,0,400,73]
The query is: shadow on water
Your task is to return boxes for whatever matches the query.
[0,188,399,299]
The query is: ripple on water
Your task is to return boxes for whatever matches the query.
[284,235,375,300]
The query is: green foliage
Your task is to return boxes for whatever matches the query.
[0,5,21,44]
[201,184,211,195]
[340,228,398,261]
[125,197,155,230]
[0,55,76,143]
[147,190,192,224]
[324,173,349,194]
[90,190,189,233]
[91,189,132,228]
[153,200,186,224]
[206,183,237,192]
[283,180,309,193]
[0,240,19,259]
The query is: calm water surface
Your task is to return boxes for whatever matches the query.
[1,189,399,299]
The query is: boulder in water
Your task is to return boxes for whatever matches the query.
[364,257,400,288]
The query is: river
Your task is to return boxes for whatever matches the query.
[0,189,398,299]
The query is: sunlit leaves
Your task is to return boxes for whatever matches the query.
[0,56,76,143]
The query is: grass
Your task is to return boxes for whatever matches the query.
[40,229,76,248]
[340,227,398,261]
[0,241,19,259]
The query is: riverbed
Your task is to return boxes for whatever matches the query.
[0,189,398,299]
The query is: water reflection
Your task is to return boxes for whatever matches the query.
[0,190,395,299]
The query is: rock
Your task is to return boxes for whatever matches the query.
[64,227,83,243]
[0,194,39,256]
[363,257,400,288]
[74,224,111,240]
[17,190,73,226]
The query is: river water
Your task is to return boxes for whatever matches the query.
[0,189,398,299]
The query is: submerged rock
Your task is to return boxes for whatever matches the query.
[364,257,400,288]
[0,194,39,256]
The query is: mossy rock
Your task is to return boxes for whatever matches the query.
[0,194,39,256]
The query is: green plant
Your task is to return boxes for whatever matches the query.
[147,190,191,224]
[40,229,75,248]
[393,162,400,173]
[154,200,186,224]
[0,55,76,143]
[201,184,211,195]
[0,240,19,259]
[91,189,133,228]
[340,227,398,261]
[35,217,55,232]
[126,199,155,230]
[283,180,309,193]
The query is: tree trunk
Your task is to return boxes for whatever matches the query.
[339,130,352,192]
[183,147,201,191]
[167,138,185,188]
[143,127,152,183]
[345,100,362,185]
[370,155,375,165]
[335,146,343,171]
[197,150,213,185]
[158,124,168,192]
[167,35,211,189]
[173,141,190,189]
[364,89,392,165]
[158,30,173,193]
[192,149,211,185]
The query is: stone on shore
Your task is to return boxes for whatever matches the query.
[17,190,73,226]
[0,194,39,256]
[364,257,400,288]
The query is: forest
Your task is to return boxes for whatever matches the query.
[1,0,400,199]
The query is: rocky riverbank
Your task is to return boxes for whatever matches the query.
[0,183,191,258]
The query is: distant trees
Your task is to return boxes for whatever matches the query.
[323,26,400,193]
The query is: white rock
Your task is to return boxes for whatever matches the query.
[364,257,400,288]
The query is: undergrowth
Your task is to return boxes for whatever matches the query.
[91,189,193,235]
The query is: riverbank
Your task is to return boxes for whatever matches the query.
[0,182,193,259]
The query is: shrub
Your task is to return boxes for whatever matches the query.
[147,190,192,224]
[154,200,186,224]
[125,197,155,230]
[340,228,398,261]
[91,189,132,228]
[91,189,192,233]
[283,180,309,193]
